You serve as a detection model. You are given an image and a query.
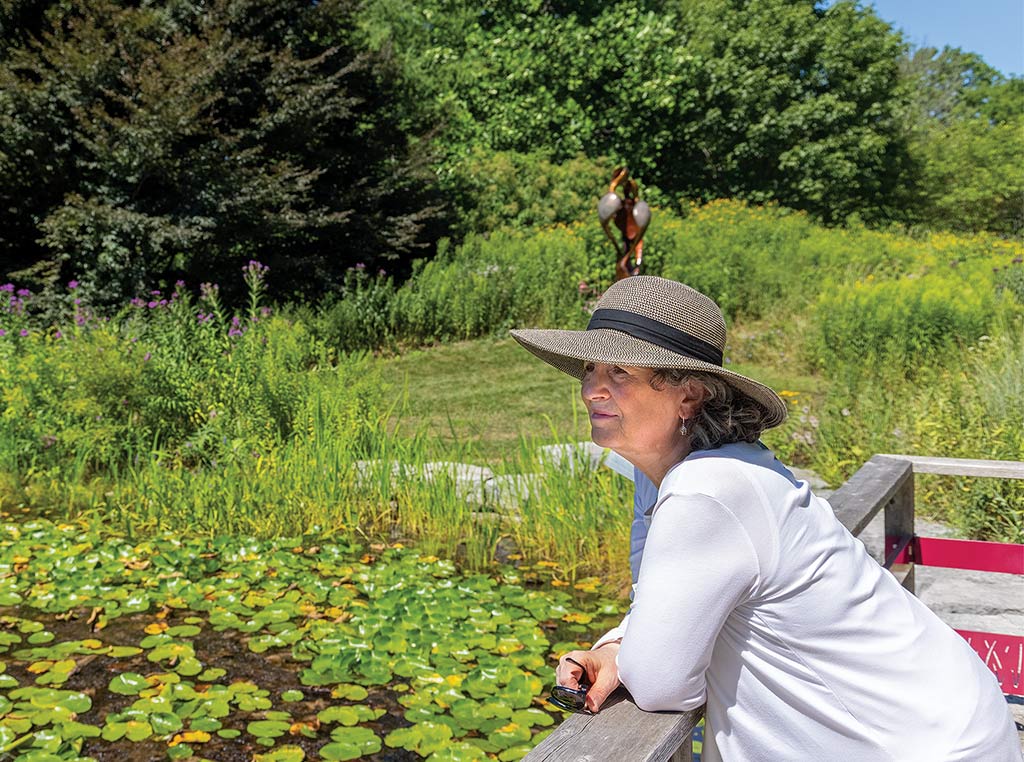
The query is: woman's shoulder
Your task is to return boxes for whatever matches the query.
[661,441,802,509]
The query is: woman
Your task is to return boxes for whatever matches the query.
[511,276,1019,761]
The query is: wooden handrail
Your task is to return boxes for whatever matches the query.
[526,691,699,762]
[525,454,1021,761]
[878,454,1024,480]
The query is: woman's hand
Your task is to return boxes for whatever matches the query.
[556,642,622,713]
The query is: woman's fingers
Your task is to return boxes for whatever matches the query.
[555,651,590,689]
[583,644,621,713]
[555,646,622,712]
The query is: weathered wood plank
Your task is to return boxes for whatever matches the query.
[878,455,1024,480]
[890,563,915,591]
[524,691,701,762]
[830,455,913,537]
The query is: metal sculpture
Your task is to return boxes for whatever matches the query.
[598,167,651,281]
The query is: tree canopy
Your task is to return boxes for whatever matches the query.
[0,0,444,302]
[1,0,1019,300]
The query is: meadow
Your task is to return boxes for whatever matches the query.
[0,201,1021,760]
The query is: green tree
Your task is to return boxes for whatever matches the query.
[360,0,913,226]
[901,46,1024,234]
[0,0,445,303]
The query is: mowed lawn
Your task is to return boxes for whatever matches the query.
[376,337,824,463]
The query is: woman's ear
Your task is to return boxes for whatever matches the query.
[676,379,706,422]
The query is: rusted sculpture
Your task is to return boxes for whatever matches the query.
[598,167,651,281]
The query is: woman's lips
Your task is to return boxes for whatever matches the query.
[589,411,616,419]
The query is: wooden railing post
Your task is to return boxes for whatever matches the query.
[883,462,915,593]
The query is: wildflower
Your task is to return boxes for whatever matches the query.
[54,330,62,339]
[378,269,386,276]
[354,262,366,270]
[16,289,29,297]
[73,298,81,306]
[143,352,152,362]
[841,408,851,417]
[148,301,158,308]
[19,329,28,337]
[68,280,79,290]
[578,280,588,293]
[0,329,5,337]
[130,298,145,307]
[0,284,12,292]
[75,315,86,326]
[175,279,186,288]
[260,307,271,318]
[200,282,219,300]
[150,290,162,296]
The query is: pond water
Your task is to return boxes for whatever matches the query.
[0,518,626,761]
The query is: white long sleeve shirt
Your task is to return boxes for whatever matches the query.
[597,443,1020,761]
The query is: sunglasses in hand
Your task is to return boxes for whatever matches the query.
[547,657,594,714]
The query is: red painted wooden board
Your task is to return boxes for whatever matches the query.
[886,536,1024,575]
[956,630,1024,697]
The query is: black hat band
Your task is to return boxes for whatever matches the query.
[587,308,724,366]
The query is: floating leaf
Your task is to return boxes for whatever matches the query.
[247,720,291,739]
[109,672,148,696]
[254,746,306,762]
[321,726,382,761]
[280,690,304,702]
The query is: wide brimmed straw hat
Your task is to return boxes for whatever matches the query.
[510,276,787,428]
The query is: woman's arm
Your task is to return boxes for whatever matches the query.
[617,492,759,711]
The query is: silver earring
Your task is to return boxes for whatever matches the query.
[679,420,688,436]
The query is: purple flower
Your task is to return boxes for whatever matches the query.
[150,290,162,296]
[130,298,145,307]
[75,315,86,326]
[0,329,6,337]
[231,316,241,327]
[147,301,158,309]
[228,328,243,338]
[16,289,30,298]
[261,306,272,317]
[175,280,186,288]
[355,262,366,271]
[143,352,152,362]
[68,280,79,290]
[73,298,81,306]
[200,282,219,300]
[0,284,13,293]
[19,329,28,337]
[54,330,62,339]
[158,299,168,307]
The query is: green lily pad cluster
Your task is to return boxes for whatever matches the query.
[0,519,624,760]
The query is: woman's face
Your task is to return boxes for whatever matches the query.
[581,362,696,468]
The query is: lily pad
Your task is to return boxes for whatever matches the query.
[321,726,382,761]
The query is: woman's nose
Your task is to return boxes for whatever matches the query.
[581,367,608,401]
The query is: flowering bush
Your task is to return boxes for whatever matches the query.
[0,263,384,482]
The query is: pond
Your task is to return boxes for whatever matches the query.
[0,518,625,761]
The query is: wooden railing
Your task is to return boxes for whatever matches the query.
[525,454,1024,762]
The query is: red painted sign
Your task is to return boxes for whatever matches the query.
[956,629,1024,697]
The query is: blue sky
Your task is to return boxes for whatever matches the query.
[851,0,1024,76]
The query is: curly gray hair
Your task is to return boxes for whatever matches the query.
[649,369,773,452]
